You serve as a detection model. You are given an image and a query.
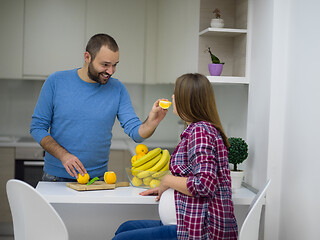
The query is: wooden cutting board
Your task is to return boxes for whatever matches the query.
[66,181,130,191]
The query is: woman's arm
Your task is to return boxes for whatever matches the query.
[139,174,192,201]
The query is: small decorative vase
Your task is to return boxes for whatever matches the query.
[210,18,224,28]
[208,63,223,76]
[230,170,244,191]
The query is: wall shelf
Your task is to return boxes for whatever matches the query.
[207,76,249,85]
[199,28,247,37]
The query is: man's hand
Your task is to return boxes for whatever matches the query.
[139,99,168,138]
[60,153,87,178]
[40,135,87,178]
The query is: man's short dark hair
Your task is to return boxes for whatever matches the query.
[85,33,119,60]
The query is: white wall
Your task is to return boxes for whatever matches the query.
[246,0,273,190]
[252,0,320,239]
[277,0,320,239]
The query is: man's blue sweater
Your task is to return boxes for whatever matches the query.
[30,69,143,179]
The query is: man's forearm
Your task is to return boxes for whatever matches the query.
[138,117,158,138]
[40,135,70,162]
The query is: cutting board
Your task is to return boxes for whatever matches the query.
[66,181,130,191]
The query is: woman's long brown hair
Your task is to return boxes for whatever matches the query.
[174,73,230,148]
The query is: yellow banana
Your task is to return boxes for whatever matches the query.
[137,149,170,179]
[132,148,162,168]
[131,153,162,175]
[149,149,170,172]
[151,157,170,178]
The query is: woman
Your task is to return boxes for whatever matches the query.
[113,73,238,240]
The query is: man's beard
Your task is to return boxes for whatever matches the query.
[87,62,111,85]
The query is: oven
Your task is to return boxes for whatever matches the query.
[15,145,45,188]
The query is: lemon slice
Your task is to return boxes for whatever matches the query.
[159,100,172,109]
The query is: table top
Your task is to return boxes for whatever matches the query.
[36,182,257,205]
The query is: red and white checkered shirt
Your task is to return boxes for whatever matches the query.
[170,121,238,240]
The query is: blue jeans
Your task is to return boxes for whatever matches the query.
[112,220,177,240]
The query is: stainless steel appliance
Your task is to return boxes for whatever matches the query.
[15,137,44,187]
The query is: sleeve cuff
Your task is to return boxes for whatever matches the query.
[186,176,196,196]
[132,126,145,143]
[30,129,50,145]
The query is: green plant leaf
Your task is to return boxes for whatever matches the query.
[208,47,224,64]
[227,137,248,171]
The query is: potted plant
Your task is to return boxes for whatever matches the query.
[211,8,224,28]
[207,47,224,76]
[228,137,248,190]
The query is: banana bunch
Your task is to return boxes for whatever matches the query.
[130,147,171,188]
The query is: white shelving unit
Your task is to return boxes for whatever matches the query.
[197,0,250,141]
[198,0,249,84]
[207,76,249,85]
[199,27,247,37]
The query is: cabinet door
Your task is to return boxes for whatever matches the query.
[108,150,131,182]
[155,0,200,83]
[0,148,15,223]
[0,1,24,79]
[23,0,86,77]
[86,0,146,84]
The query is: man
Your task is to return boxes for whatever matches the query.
[30,33,167,181]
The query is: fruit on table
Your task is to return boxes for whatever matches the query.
[104,171,117,184]
[129,146,171,188]
[131,153,163,176]
[136,149,170,179]
[159,100,172,109]
[151,159,170,178]
[149,179,161,188]
[136,152,146,160]
[77,173,90,184]
[143,176,153,186]
[131,155,137,164]
[135,144,148,155]
[132,176,143,186]
[132,148,162,168]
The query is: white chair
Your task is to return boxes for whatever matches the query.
[239,180,271,240]
[6,179,68,240]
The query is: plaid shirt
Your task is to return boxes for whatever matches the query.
[170,121,238,240]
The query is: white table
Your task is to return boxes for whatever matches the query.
[36,182,257,240]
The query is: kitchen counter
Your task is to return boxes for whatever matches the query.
[36,181,257,205]
[0,136,40,147]
[36,182,258,240]
[36,182,158,204]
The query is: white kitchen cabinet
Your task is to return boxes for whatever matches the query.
[85,0,146,84]
[23,0,86,78]
[0,0,24,79]
[0,148,14,225]
[198,0,250,84]
[154,0,200,84]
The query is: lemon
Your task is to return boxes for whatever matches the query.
[131,155,137,164]
[136,152,146,160]
[143,176,153,186]
[77,173,90,184]
[104,171,117,184]
[149,179,160,188]
[135,144,148,155]
[159,100,172,109]
[132,176,142,186]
